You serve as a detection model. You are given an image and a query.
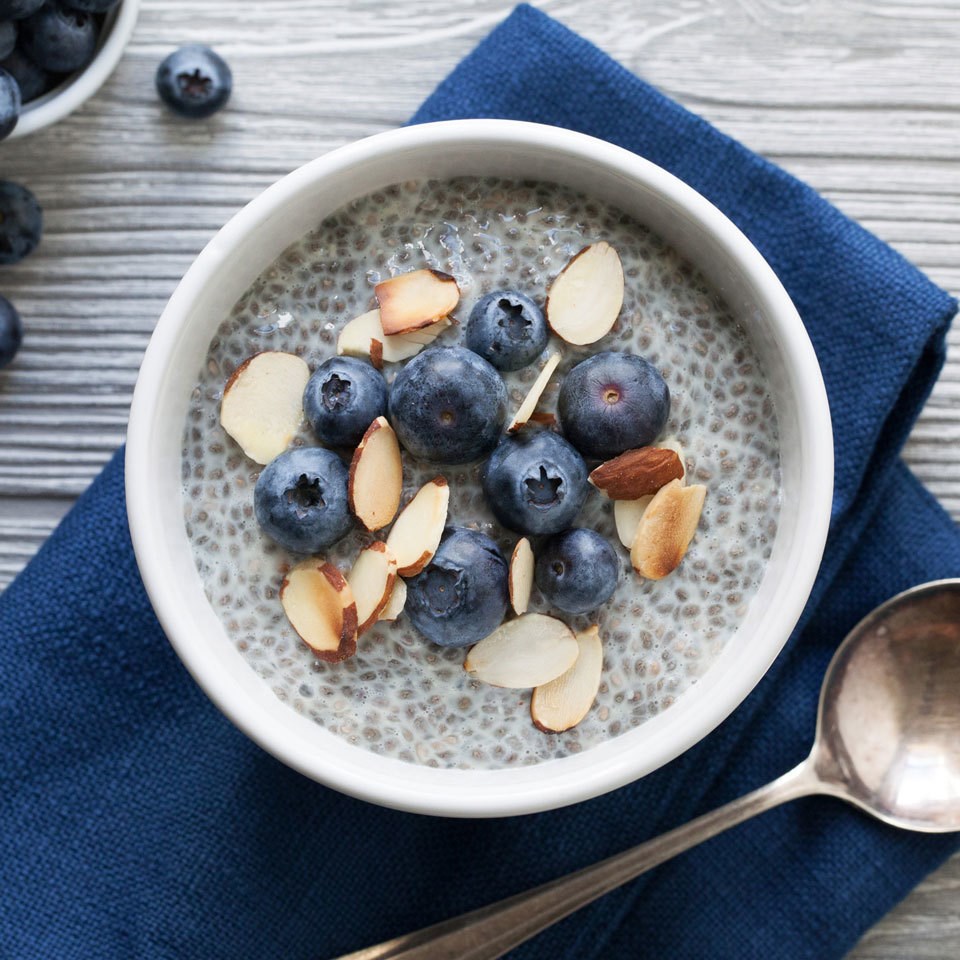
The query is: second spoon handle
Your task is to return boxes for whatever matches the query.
[335,760,821,960]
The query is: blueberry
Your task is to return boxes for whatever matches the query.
[0,47,56,103]
[0,1,43,19]
[0,65,19,138]
[155,45,232,119]
[0,180,42,265]
[0,294,22,369]
[303,357,387,449]
[254,447,352,554]
[465,289,548,372]
[558,351,670,460]
[482,429,588,536]
[19,4,97,74]
[535,528,619,615]
[405,526,509,647]
[0,20,17,59]
[68,0,119,10]
[389,346,507,464]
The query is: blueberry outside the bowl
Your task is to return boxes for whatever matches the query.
[535,527,619,615]
[303,356,388,449]
[0,65,19,138]
[0,0,44,19]
[254,447,353,554]
[155,45,232,119]
[0,46,56,103]
[389,346,507,464]
[0,294,23,369]
[0,19,17,59]
[481,429,589,536]
[0,180,42,265]
[558,351,670,460]
[405,526,509,648]
[465,289,548,372]
[19,4,98,74]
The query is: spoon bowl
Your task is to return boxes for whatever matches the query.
[815,578,960,832]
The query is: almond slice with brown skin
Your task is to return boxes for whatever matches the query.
[349,416,403,532]
[545,242,624,346]
[630,479,707,579]
[337,308,450,364]
[464,614,578,689]
[378,577,407,622]
[385,476,449,576]
[219,351,309,464]
[508,537,534,615]
[614,495,653,548]
[531,625,603,733]
[507,352,561,433]
[375,269,460,335]
[347,541,398,634]
[280,559,358,663]
[589,446,684,500]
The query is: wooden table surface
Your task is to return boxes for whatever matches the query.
[0,0,957,954]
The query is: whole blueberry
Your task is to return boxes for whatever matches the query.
[535,528,619,615]
[0,65,19,138]
[389,346,507,464]
[19,4,98,74]
[0,180,42,265]
[0,20,17,59]
[303,357,387,449]
[0,47,55,103]
[156,45,232,119]
[405,526,509,648]
[0,1,43,19]
[465,289,548,372]
[482,429,588,536]
[254,447,352,554]
[0,294,23,369]
[68,0,119,10]
[558,351,670,460]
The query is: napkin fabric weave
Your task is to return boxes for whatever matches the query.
[1,6,958,959]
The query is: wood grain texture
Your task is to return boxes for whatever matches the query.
[0,1,957,955]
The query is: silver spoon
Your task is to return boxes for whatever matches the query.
[334,578,960,960]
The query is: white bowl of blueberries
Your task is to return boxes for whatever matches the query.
[0,0,139,140]
[126,119,835,817]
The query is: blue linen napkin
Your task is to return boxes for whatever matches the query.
[1,5,958,957]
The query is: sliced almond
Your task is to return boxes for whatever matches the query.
[630,479,707,579]
[379,577,407,622]
[589,447,684,500]
[385,476,449,576]
[507,352,561,433]
[337,308,450,364]
[659,438,687,482]
[349,416,403,532]
[545,242,624,346]
[220,351,309,464]
[280,559,358,662]
[614,495,653,548]
[347,541,398,634]
[375,269,460,335]
[464,614,578,689]
[531,625,603,733]
[508,537,534,615]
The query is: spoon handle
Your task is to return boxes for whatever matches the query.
[333,761,820,960]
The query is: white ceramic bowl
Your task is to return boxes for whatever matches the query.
[126,120,833,818]
[8,0,139,139]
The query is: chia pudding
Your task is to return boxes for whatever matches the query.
[181,177,781,769]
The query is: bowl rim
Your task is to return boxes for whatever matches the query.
[9,0,140,139]
[126,119,834,817]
